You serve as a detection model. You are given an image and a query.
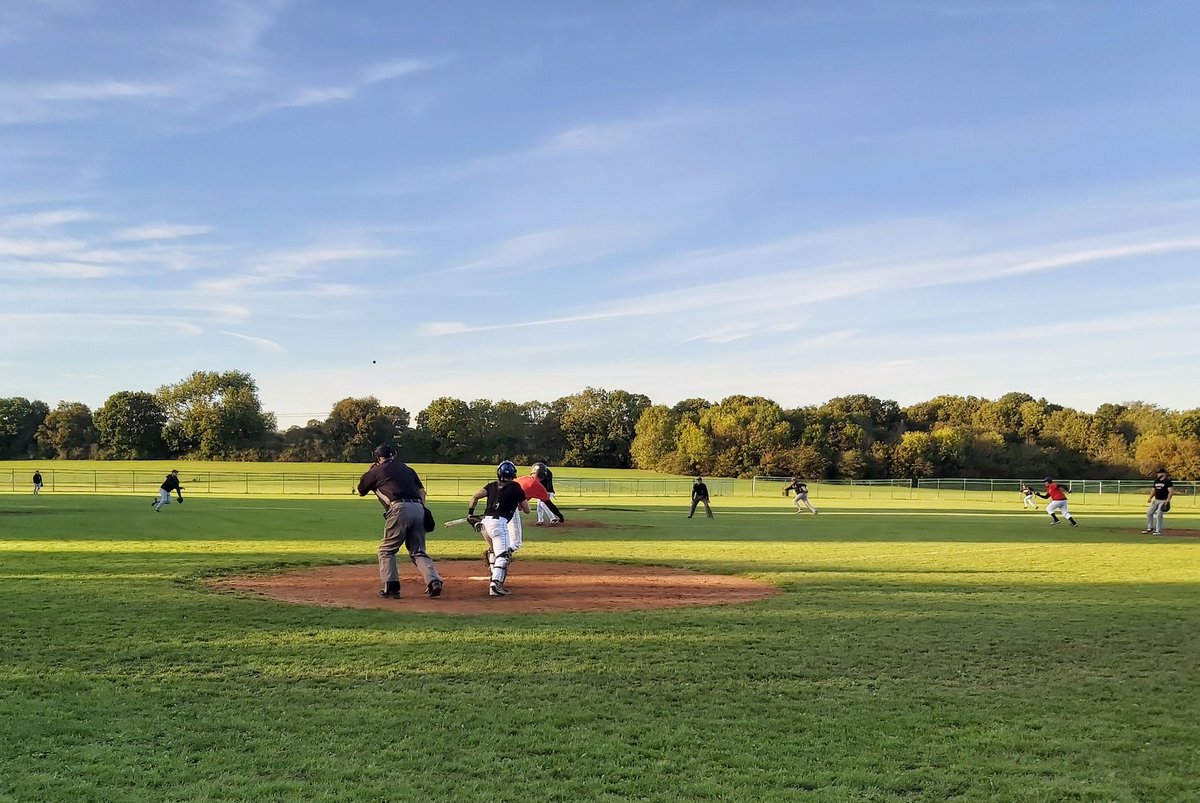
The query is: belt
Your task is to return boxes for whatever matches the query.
[394,498,421,503]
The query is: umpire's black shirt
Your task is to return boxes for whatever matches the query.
[358,460,424,501]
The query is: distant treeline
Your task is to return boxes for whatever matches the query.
[3,370,1198,479]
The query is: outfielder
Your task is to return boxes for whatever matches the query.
[1036,477,1078,527]
[782,477,818,514]
[1143,468,1174,535]
[1020,483,1038,509]
[357,444,443,599]
[151,470,183,511]
[467,461,529,597]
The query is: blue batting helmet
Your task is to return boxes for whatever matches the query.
[497,460,517,481]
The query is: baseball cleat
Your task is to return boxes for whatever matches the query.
[1141,529,1154,534]
[1049,520,1059,525]
[377,588,400,599]
[426,580,443,598]
[488,582,511,597]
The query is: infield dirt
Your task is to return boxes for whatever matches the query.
[210,560,778,614]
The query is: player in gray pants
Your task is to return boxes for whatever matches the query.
[358,445,443,598]
[1143,468,1174,535]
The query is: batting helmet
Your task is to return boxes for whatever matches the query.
[373,444,397,461]
[497,460,517,481]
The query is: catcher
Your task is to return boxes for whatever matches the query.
[782,477,818,514]
[467,461,529,597]
[1143,467,1174,535]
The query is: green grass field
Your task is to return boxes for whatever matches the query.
[2,475,1198,801]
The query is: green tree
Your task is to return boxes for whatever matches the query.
[700,395,792,477]
[558,388,651,467]
[35,401,98,459]
[156,371,276,459]
[1134,434,1200,479]
[94,391,167,459]
[416,397,474,463]
[630,405,679,471]
[891,431,938,478]
[277,420,331,462]
[903,395,984,431]
[0,397,50,458]
[323,397,407,462]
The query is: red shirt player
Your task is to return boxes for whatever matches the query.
[515,473,565,525]
[1035,477,1078,527]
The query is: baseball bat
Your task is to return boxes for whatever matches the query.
[444,516,471,527]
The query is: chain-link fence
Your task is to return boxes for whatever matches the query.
[3,468,1194,505]
[3,469,738,498]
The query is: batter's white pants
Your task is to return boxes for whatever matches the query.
[1046,499,1070,519]
[536,494,558,524]
[509,509,523,552]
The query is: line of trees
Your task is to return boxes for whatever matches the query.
[2,375,1197,479]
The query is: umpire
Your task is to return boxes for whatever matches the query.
[357,444,443,599]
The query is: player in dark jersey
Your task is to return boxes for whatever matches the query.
[467,460,529,596]
[358,444,443,599]
[1143,468,1174,535]
[783,477,818,514]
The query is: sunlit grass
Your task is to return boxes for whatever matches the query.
[1,492,1197,801]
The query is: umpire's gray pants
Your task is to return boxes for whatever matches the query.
[379,501,441,586]
[1147,499,1169,533]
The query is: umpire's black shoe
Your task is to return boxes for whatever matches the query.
[377,581,401,599]
[426,580,443,598]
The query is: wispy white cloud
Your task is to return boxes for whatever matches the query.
[422,225,1200,338]
[0,80,174,124]
[112,223,212,241]
[0,209,96,229]
[197,244,404,291]
[0,260,114,279]
[441,223,649,274]
[0,236,85,258]
[219,330,287,354]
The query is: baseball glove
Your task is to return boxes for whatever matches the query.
[467,514,483,531]
[782,488,789,496]
[176,497,184,504]
[1162,501,1171,513]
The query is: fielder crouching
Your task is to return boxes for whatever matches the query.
[467,461,529,597]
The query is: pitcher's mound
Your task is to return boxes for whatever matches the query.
[211,560,777,614]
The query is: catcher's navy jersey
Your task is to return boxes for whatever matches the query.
[482,480,526,521]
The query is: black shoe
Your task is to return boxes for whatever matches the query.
[1069,520,1078,527]
[377,588,400,599]
[426,580,443,598]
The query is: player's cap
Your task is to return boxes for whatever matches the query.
[373,444,396,461]
[1042,477,1053,483]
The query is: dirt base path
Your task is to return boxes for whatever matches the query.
[210,560,778,614]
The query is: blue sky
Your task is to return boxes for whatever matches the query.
[2,0,1198,428]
